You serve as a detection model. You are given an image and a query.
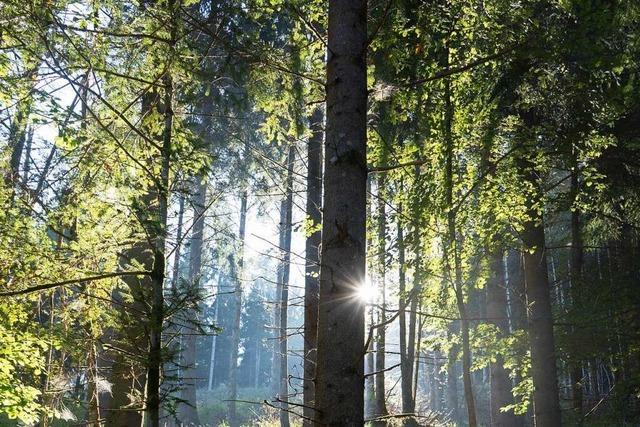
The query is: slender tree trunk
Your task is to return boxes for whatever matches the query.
[86,341,100,426]
[412,312,425,407]
[569,162,584,418]
[443,72,477,427]
[314,0,367,423]
[146,62,173,427]
[481,126,521,427]
[507,250,527,332]
[207,284,220,391]
[161,194,184,427]
[228,192,248,427]
[365,176,376,420]
[487,247,520,426]
[21,127,33,186]
[374,174,389,424]
[171,196,185,289]
[446,324,460,422]
[303,107,323,425]
[177,179,205,426]
[272,204,285,395]
[404,237,420,419]
[278,146,295,427]
[5,88,33,187]
[365,306,376,419]
[518,146,562,427]
[399,208,409,415]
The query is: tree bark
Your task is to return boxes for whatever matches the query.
[374,174,389,424]
[314,0,367,423]
[518,151,562,427]
[278,145,295,427]
[177,179,205,426]
[228,192,248,427]
[207,280,220,391]
[486,247,520,426]
[303,107,323,426]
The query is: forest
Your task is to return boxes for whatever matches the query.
[0,0,639,426]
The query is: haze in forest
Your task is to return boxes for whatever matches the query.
[0,0,639,427]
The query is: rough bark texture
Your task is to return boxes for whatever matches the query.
[303,107,323,426]
[278,146,294,427]
[228,192,247,427]
[314,0,367,424]
[519,155,562,427]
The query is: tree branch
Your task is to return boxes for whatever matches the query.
[0,271,151,297]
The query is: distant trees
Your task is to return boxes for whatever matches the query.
[1,0,640,426]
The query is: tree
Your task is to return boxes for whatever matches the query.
[314,0,368,424]
[303,106,323,426]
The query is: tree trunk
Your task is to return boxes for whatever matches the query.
[518,152,562,427]
[278,145,295,427]
[443,71,477,427]
[21,127,33,186]
[314,0,367,423]
[207,282,220,391]
[177,179,205,426]
[303,107,323,426]
[404,234,420,419]
[569,162,584,417]
[228,192,248,427]
[161,193,184,427]
[487,247,520,426]
[146,63,173,427]
[506,250,527,332]
[374,174,388,424]
[5,87,33,187]
[365,307,376,419]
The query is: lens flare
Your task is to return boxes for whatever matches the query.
[355,276,377,303]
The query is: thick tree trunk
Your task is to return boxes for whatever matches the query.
[314,0,367,424]
[228,192,247,427]
[303,107,323,426]
[278,145,295,427]
[177,179,205,426]
[519,154,561,427]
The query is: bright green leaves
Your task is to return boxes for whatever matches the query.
[0,303,47,424]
